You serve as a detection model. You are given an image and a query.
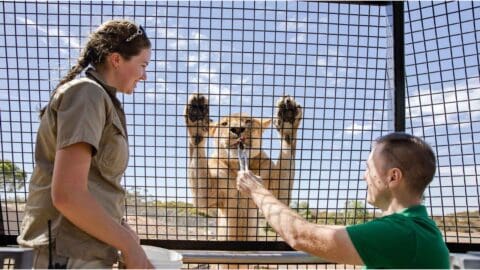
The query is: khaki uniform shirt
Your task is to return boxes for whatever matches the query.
[17,69,129,264]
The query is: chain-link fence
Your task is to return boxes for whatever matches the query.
[1,1,478,268]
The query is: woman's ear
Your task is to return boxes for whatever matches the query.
[108,52,122,69]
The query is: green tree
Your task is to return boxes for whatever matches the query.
[125,189,147,205]
[345,200,368,225]
[0,160,27,192]
[293,201,317,222]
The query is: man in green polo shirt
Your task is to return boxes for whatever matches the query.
[236,132,450,269]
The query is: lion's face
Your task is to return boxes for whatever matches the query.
[210,113,271,160]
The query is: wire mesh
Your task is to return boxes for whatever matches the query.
[182,263,360,270]
[404,1,480,244]
[0,0,478,267]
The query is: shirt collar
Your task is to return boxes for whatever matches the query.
[85,68,118,97]
[397,204,428,218]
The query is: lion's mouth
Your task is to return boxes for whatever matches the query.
[229,142,249,149]
[229,137,250,149]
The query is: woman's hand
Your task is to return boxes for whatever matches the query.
[119,218,153,268]
[236,170,264,196]
[121,244,154,269]
[121,218,140,244]
[51,143,153,269]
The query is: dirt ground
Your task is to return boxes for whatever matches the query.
[3,202,479,244]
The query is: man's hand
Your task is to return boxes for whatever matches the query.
[236,170,264,196]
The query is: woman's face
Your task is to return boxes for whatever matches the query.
[115,47,151,94]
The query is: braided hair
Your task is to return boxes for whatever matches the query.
[40,20,151,116]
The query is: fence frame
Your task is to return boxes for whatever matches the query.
[1,1,479,266]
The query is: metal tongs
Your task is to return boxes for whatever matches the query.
[237,140,249,171]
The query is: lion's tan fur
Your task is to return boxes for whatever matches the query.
[185,94,302,240]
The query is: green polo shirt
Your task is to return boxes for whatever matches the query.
[346,205,450,269]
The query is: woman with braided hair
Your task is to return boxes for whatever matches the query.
[18,20,153,268]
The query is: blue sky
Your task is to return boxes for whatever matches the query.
[0,1,479,217]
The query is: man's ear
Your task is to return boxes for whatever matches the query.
[387,168,403,187]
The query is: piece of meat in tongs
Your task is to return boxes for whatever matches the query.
[237,136,249,171]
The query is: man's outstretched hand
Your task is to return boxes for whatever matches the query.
[236,170,264,196]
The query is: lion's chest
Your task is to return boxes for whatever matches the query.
[207,153,276,189]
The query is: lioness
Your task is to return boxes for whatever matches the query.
[184,94,302,240]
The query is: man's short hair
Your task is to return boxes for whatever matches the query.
[375,132,436,195]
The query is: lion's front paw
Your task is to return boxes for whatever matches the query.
[184,94,210,145]
[274,96,302,144]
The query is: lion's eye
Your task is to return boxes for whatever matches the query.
[221,121,228,126]
[245,119,251,125]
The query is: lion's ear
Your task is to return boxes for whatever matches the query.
[261,118,272,129]
[209,121,217,136]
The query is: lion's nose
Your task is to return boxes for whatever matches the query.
[230,127,245,136]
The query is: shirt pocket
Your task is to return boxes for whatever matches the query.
[97,117,129,179]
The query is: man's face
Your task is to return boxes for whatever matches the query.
[364,144,391,210]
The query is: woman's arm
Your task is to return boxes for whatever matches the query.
[236,170,363,265]
[51,142,152,268]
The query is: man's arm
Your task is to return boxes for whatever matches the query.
[237,170,363,265]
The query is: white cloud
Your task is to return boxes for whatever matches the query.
[145,17,157,25]
[328,48,339,56]
[276,22,286,31]
[327,78,337,86]
[188,54,198,68]
[17,16,81,49]
[167,40,178,50]
[163,28,190,50]
[166,61,177,71]
[319,15,328,23]
[202,85,231,105]
[188,74,198,84]
[166,28,178,39]
[187,52,210,68]
[198,64,219,84]
[344,122,372,136]
[286,21,297,31]
[337,57,347,66]
[471,110,480,121]
[144,78,167,102]
[192,31,208,40]
[409,78,480,123]
[177,39,188,50]
[166,92,178,104]
[288,33,306,43]
[199,51,210,62]
[156,61,166,70]
[231,75,250,85]
[188,54,198,62]
[156,28,167,38]
[144,92,162,102]
[317,57,327,66]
